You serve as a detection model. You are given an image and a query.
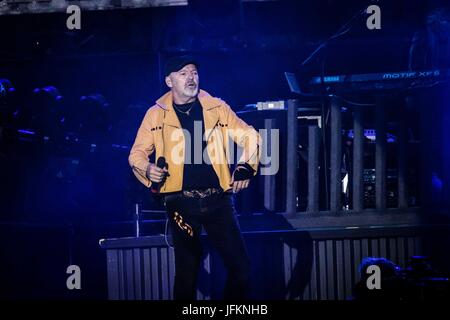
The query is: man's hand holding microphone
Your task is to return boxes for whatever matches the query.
[146,157,168,193]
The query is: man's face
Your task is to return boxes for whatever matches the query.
[166,64,199,100]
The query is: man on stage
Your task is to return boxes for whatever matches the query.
[129,55,261,300]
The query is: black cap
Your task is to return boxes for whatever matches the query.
[164,55,198,77]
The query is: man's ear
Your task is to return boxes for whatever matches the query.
[165,76,172,88]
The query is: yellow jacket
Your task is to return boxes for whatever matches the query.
[128,89,261,193]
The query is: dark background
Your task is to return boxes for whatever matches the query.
[1,0,449,299]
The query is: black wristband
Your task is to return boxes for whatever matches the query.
[233,163,255,181]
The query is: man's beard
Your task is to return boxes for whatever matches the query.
[183,85,199,97]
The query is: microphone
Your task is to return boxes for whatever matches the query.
[150,156,167,194]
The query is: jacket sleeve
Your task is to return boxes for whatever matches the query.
[222,102,262,176]
[128,109,155,188]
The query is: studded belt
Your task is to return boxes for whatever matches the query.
[182,188,223,199]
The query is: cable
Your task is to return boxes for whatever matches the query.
[164,217,173,248]
[406,80,446,90]
[299,7,368,208]
[319,61,330,210]
[319,91,329,210]
[301,7,366,67]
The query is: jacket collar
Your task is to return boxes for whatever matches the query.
[156,90,221,131]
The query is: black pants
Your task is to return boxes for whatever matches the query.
[164,192,250,300]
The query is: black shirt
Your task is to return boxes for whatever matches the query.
[173,98,221,190]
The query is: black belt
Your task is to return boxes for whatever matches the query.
[164,188,228,203]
